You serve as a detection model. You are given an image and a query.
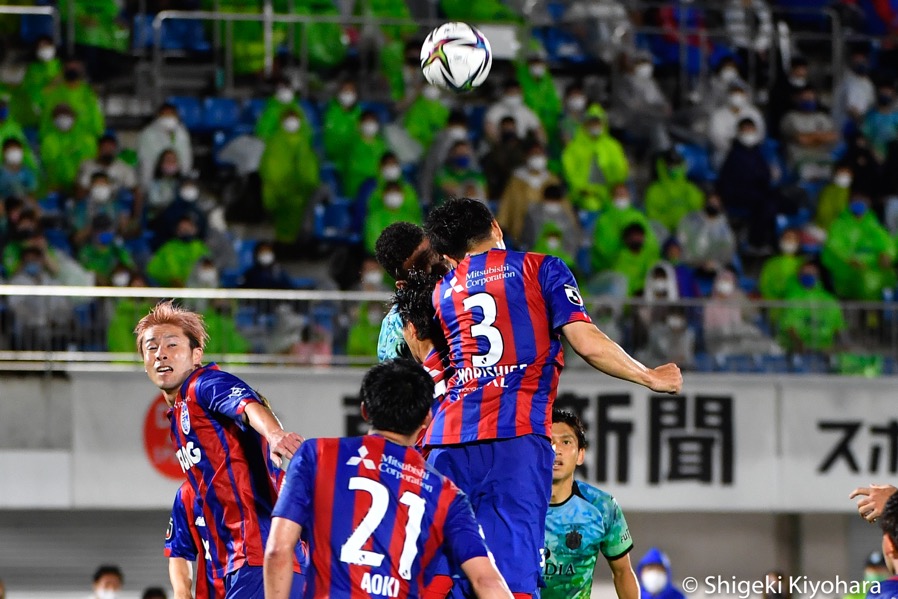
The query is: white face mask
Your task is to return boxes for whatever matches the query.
[504,93,524,106]
[282,116,301,133]
[834,173,852,188]
[738,132,761,147]
[653,279,669,294]
[613,197,631,210]
[158,115,179,131]
[530,64,546,78]
[91,184,112,203]
[5,147,23,165]
[54,115,74,131]
[367,307,383,323]
[422,85,441,101]
[635,62,653,79]
[716,279,736,295]
[197,268,218,287]
[789,76,807,87]
[383,191,404,210]
[180,185,200,202]
[37,45,56,62]
[275,87,294,104]
[728,92,748,108]
[780,240,799,255]
[361,121,379,138]
[257,251,275,266]
[667,315,686,329]
[447,126,468,141]
[95,590,118,599]
[111,271,130,287]
[544,201,563,215]
[362,271,382,287]
[381,165,401,182]
[588,125,604,138]
[720,66,739,82]
[338,90,357,108]
[567,95,587,112]
[641,570,668,595]
[528,155,548,172]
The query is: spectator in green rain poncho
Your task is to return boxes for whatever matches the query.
[0,139,37,201]
[255,78,313,144]
[12,36,62,127]
[516,56,562,144]
[105,268,155,353]
[202,0,287,75]
[0,97,38,171]
[259,109,321,244]
[439,0,519,21]
[561,103,629,211]
[77,214,135,285]
[203,299,252,355]
[342,111,388,199]
[434,140,488,206]
[531,221,576,271]
[759,229,805,321]
[403,84,450,150]
[39,60,104,139]
[822,195,897,300]
[59,0,129,53]
[146,216,210,287]
[645,149,705,233]
[815,161,853,231]
[592,184,658,273]
[779,262,845,353]
[606,222,661,296]
[40,104,99,194]
[279,0,348,71]
[364,180,423,255]
[384,38,426,106]
[347,258,391,358]
[323,80,362,165]
[559,81,589,146]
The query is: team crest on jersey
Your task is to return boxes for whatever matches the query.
[346,445,377,470]
[180,408,190,435]
[565,530,582,549]
[564,285,583,306]
[228,386,247,399]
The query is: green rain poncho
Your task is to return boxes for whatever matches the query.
[607,242,661,296]
[203,307,252,355]
[561,104,629,211]
[40,81,105,138]
[146,238,210,287]
[203,0,288,75]
[343,136,387,200]
[403,96,450,150]
[259,126,320,243]
[814,183,850,231]
[40,126,98,193]
[347,302,384,357]
[0,116,39,171]
[591,205,658,273]
[439,0,519,21]
[279,0,348,70]
[59,0,129,52]
[78,242,135,283]
[323,100,361,165]
[779,282,845,352]
[531,221,576,272]
[822,210,897,300]
[516,61,562,143]
[645,158,705,232]
[13,57,61,127]
[107,298,156,352]
[364,181,423,255]
[255,97,313,144]
[759,254,804,301]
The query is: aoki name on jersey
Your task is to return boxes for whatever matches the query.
[360,573,401,597]
[455,362,529,386]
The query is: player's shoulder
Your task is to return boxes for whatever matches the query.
[574,480,619,511]
[195,364,249,388]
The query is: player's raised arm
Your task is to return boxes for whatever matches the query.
[168,558,194,599]
[850,484,898,522]
[460,556,515,599]
[243,402,304,466]
[264,517,303,599]
[561,321,682,394]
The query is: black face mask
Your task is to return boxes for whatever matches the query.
[63,68,81,82]
[98,153,115,165]
[501,131,517,143]
[626,239,644,252]
[705,205,722,217]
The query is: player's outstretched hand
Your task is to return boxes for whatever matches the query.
[647,363,683,394]
[849,484,897,522]
[269,430,304,468]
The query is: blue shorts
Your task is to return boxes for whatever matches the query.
[427,434,554,596]
[224,565,305,599]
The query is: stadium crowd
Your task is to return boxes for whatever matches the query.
[0,0,897,373]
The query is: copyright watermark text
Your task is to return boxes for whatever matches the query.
[680,575,878,598]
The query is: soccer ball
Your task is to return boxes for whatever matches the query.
[420,22,492,92]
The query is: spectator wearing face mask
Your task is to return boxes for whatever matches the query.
[676,191,737,279]
[71,171,132,246]
[419,110,475,205]
[0,97,38,172]
[146,216,210,287]
[2,210,42,275]
[560,81,589,146]
[106,270,153,352]
[637,305,695,370]
[241,242,294,290]
[13,36,61,127]
[89,565,124,599]
[815,161,854,231]
[834,47,875,127]
[323,80,362,164]
[146,149,183,220]
[779,262,846,353]
[484,80,546,145]
[861,81,898,161]
[347,258,390,358]
[0,138,37,201]
[259,108,321,244]
[636,549,685,599]
[709,83,766,167]
[77,134,140,203]
[77,214,135,285]
[531,220,576,271]
[38,59,104,139]
[780,85,839,180]
[562,103,629,212]
[703,57,748,113]
[0,196,25,248]
[604,222,661,296]
[645,149,705,234]
[364,180,423,255]
[40,103,99,194]
[768,57,810,139]
[661,237,701,298]
[822,194,896,300]
[521,184,581,257]
[137,103,193,188]
[203,296,252,355]
[703,268,782,358]
[8,245,74,351]
[611,51,672,157]
[390,39,428,108]
[402,80,450,151]
[255,77,313,144]
[342,111,387,200]
[516,55,562,145]
[759,229,805,321]
[149,174,208,248]
[481,116,526,199]
[435,140,487,205]
[498,141,560,244]
[592,184,658,273]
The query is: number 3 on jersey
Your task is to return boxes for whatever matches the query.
[340,477,427,580]
[463,293,504,368]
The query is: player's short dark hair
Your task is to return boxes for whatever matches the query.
[425,197,494,261]
[93,564,123,584]
[374,222,425,281]
[393,271,443,341]
[552,409,588,449]
[880,491,898,548]
[142,587,167,599]
[361,359,434,435]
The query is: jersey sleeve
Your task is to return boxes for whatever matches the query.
[194,370,261,425]
[599,496,634,561]
[272,439,317,527]
[442,490,491,567]
[537,256,592,332]
[377,306,407,362]
[164,488,198,560]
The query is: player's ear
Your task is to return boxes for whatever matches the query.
[192,346,203,366]
[576,447,586,467]
[491,219,503,241]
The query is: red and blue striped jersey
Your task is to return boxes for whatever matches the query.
[427,250,591,446]
[164,482,226,599]
[168,364,295,578]
[273,436,491,599]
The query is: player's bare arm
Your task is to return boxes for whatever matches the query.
[608,553,640,599]
[168,557,195,599]
[264,516,303,599]
[460,556,515,599]
[243,402,304,466]
[850,484,898,522]
[561,321,683,394]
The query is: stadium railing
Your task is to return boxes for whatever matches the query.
[3,3,62,49]
[0,284,896,376]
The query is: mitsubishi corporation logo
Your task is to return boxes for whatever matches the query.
[346,446,377,470]
[443,276,464,298]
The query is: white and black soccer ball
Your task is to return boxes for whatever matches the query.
[420,22,492,92]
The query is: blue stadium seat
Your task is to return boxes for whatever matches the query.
[299,99,323,152]
[132,14,154,51]
[314,198,359,243]
[161,18,211,52]
[464,105,487,144]
[359,101,392,126]
[535,26,589,65]
[38,192,63,216]
[675,143,717,182]
[44,228,72,256]
[241,98,268,127]
[203,97,241,133]
[693,352,716,372]
[320,162,342,197]
[761,354,791,373]
[790,353,831,374]
[20,6,53,45]
[166,96,203,132]
[721,354,763,373]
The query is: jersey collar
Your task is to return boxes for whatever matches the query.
[550,480,586,507]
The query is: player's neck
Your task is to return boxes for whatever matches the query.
[550,476,575,505]
[162,390,178,406]
[467,240,501,256]
[370,429,416,447]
